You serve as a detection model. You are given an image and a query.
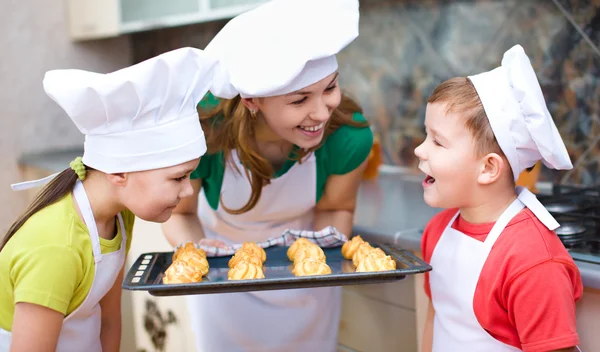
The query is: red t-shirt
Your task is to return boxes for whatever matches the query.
[422,208,583,352]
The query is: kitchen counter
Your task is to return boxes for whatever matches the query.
[17,148,600,289]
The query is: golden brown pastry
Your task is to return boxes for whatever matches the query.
[292,258,332,276]
[239,242,267,262]
[228,250,263,269]
[292,244,326,264]
[176,250,210,276]
[173,242,207,261]
[287,238,314,261]
[341,235,365,260]
[356,251,397,272]
[163,260,203,284]
[228,262,265,280]
[352,242,374,267]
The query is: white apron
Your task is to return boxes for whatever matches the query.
[0,180,127,352]
[187,151,341,352]
[430,187,560,351]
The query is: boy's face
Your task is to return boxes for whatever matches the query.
[414,103,481,209]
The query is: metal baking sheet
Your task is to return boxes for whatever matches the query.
[122,243,431,297]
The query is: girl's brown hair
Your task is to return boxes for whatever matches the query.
[200,93,368,214]
[427,77,503,158]
[0,168,82,251]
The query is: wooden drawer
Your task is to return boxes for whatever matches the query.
[339,289,417,352]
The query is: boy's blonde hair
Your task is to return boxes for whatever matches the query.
[427,77,503,158]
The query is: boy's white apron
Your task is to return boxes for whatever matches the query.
[0,180,126,352]
[188,151,341,352]
[430,187,561,351]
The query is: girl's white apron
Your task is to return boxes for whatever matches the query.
[0,180,126,352]
[188,151,341,352]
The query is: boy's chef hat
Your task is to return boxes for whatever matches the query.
[206,0,359,99]
[11,47,217,190]
[468,44,573,181]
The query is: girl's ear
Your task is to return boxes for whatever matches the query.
[105,173,127,186]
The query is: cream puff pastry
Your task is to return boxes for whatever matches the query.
[228,262,265,280]
[292,258,332,276]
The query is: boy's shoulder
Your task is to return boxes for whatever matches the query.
[495,208,576,273]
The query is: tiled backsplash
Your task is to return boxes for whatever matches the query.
[131,0,600,185]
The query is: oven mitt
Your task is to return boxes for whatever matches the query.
[191,226,349,257]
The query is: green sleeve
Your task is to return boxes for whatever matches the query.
[324,112,373,175]
[190,152,225,210]
[11,245,83,315]
[197,91,220,111]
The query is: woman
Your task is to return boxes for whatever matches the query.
[161,0,371,351]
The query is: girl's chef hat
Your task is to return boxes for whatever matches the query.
[12,47,217,190]
[468,44,573,181]
[205,0,359,99]
[468,45,573,231]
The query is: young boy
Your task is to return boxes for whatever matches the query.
[415,44,583,352]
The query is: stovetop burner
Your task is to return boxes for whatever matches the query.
[538,184,600,264]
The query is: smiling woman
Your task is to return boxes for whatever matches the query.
[159,0,374,351]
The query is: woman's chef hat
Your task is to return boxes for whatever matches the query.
[11,47,217,190]
[205,0,359,99]
[468,45,573,181]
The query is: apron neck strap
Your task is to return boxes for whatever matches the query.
[73,180,102,263]
[515,186,560,231]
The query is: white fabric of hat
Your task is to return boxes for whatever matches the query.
[469,44,573,181]
[206,0,360,99]
[43,47,218,174]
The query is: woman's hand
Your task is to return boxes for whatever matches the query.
[197,238,229,248]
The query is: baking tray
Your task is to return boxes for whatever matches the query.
[122,243,431,296]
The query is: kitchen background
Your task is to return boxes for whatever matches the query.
[1,0,598,234]
[1,0,599,351]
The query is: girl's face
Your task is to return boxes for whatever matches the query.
[118,158,200,222]
[249,72,341,149]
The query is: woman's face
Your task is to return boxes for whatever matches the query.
[250,72,341,149]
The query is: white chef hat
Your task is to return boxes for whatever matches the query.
[468,44,573,181]
[206,0,359,99]
[11,47,218,191]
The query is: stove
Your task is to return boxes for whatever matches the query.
[537,184,600,265]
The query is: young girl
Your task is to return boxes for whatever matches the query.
[0,47,217,352]
[161,0,373,351]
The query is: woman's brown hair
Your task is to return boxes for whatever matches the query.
[200,93,368,214]
[0,168,82,251]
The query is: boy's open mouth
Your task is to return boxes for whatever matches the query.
[424,175,436,185]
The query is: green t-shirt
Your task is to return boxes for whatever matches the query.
[191,93,373,209]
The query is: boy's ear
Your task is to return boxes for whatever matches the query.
[106,173,128,186]
[477,153,506,185]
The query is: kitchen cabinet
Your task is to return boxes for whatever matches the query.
[66,0,267,41]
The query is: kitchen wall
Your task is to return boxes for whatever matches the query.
[0,0,132,234]
[131,0,600,185]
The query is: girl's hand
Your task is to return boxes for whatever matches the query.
[197,238,229,248]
